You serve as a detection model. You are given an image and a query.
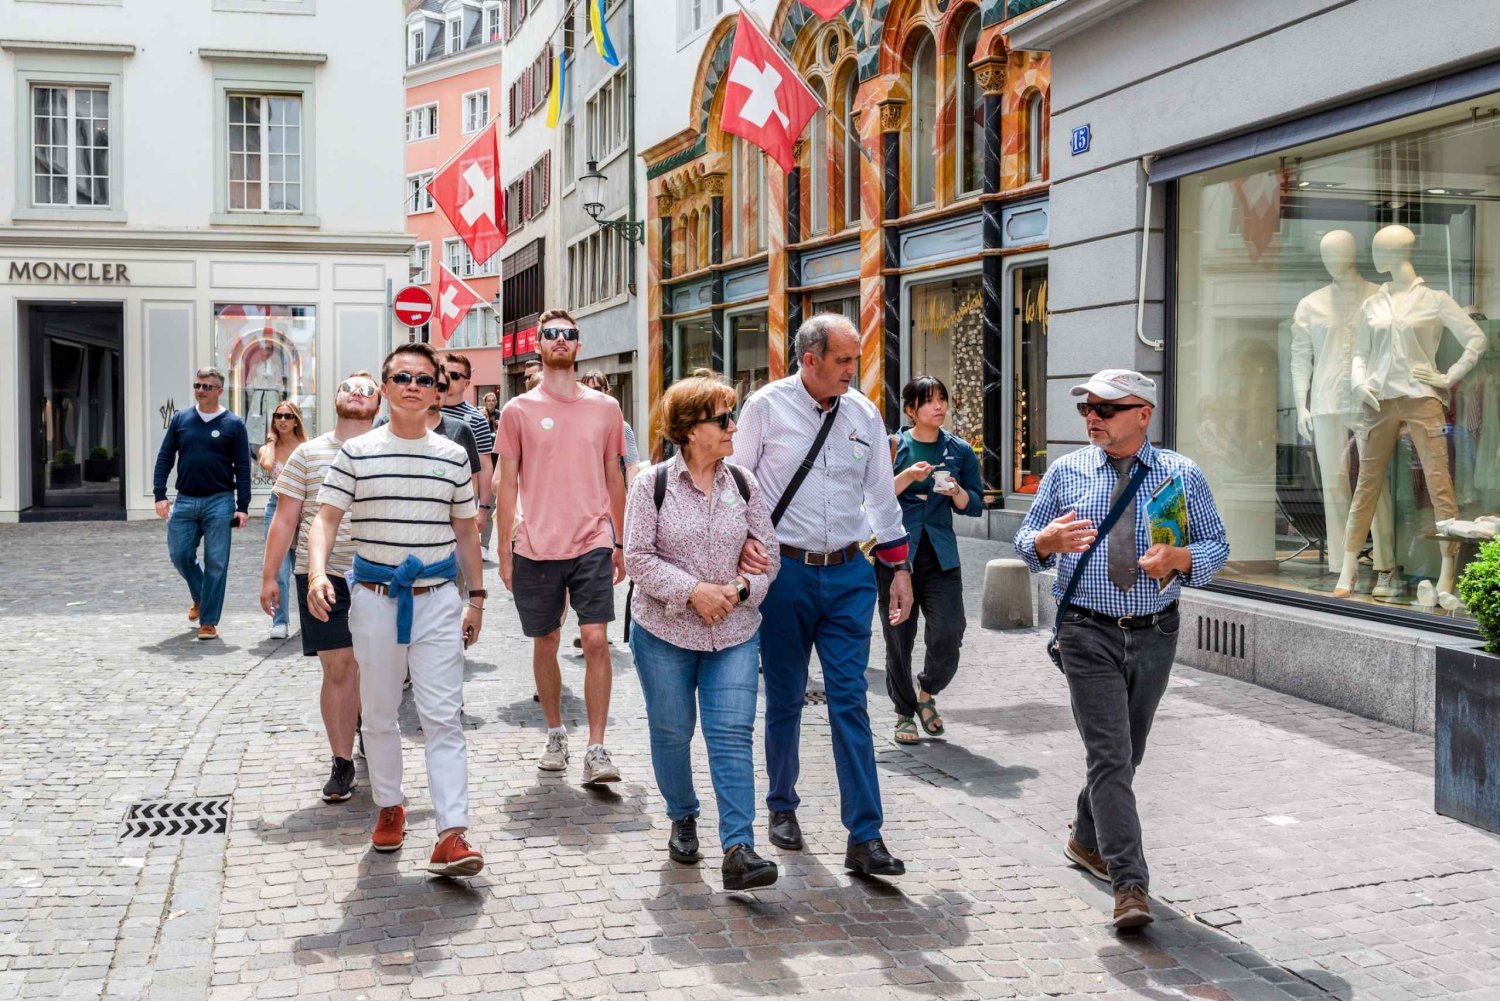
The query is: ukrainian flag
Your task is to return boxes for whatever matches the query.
[545,48,566,127]
[588,0,619,67]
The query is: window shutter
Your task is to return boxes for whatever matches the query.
[508,83,516,129]
[542,153,551,209]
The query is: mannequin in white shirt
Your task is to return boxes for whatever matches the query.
[1288,230,1391,579]
[1334,225,1486,599]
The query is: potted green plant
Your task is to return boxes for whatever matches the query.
[51,449,81,488]
[85,445,112,482]
[1435,539,1500,833]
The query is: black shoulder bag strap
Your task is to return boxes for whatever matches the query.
[770,397,840,528]
[1047,461,1149,667]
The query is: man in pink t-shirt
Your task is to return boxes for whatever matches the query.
[495,307,627,785]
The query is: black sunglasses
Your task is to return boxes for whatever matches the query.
[193,382,220,392]
[540,326,580,342]
[388,372,438,388]
[273,413,296,421]
[696,411,737,430]
[445,368,469,380]
[1077,401,1147,419]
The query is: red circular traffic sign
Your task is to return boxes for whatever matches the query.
[393,285,435,328]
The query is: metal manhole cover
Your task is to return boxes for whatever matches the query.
[804,690,827,706]
[120,797,229,838]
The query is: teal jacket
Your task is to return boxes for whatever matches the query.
[892,427,983,572]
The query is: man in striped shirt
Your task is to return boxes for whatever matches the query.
[260,371,380,804]
[1014,369,1229,929]
[307,342,487,877]
[440,354,494,543]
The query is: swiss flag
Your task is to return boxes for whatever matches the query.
[719,14,821,174]
[801,0,849,19]
[429,120,507,265]
[435,264,486,347]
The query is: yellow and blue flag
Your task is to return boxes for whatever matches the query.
[588,0,619,67]
[545,48,567,127]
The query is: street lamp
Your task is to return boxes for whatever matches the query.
[579,158,645,244]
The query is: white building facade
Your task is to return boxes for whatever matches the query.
[0,0,410,521]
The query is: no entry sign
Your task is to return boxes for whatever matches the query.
[393,285,435,328]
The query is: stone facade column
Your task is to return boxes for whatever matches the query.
[975,56,1007,495]
[656,192,676,394]
[785,139,805,374]
[878,97,907,432]
[705,172,726,373]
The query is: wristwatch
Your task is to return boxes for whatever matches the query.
[882,559,913,573]
[734,578,750,603]
[468,588,487,599]
[478,502,493,510]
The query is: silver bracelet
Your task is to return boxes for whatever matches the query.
[467,602,485,611]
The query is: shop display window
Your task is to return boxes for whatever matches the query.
[909,274,984,455]
[674,316,713,379]
[214,304,317,484]
[1175,97,1500,622]
[1013,264,1048,493]
[730,311,769,401]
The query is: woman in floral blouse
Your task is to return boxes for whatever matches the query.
[624,371,780,891]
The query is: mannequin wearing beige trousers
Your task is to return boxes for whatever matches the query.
[1335,225,1488,598]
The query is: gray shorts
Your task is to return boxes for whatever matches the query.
[512,546,616,637]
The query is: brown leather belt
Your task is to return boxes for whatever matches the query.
[779,542,862,567]
[358,581,453,597]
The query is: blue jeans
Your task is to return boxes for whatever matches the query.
[166,492,235,627]
[759,555,883,845]
[263,493,294,629]
[630,624,760,852]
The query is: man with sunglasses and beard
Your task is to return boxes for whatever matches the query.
[494,308,628,786]
[261,372,380,804]
[307,342,487,876]
[1014,369,1228,930]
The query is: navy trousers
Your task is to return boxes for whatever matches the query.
[759,554,884,845]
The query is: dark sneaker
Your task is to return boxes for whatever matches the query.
[722,845,778,891]
[668,816,701,864]
[1113,884,1153,930]
[322,756,356,803]
[1065,837,1109,883]
[844,838,906,877]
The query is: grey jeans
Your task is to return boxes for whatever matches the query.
[1056,605,1179,890]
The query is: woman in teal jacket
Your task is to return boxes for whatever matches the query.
[876,376,984,745]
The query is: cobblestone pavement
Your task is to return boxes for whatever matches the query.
[2,521,1499,1000]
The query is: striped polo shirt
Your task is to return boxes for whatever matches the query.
[273,431,356,575]
[317,425,477,586]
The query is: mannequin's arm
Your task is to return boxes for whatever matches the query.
[1351,315,1379,409]
[1288,319,1315,436]
[1440,297,1488,386]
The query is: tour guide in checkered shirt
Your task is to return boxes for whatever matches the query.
[1014,369,1229,931]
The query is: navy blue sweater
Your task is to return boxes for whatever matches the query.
[153,408,253,512]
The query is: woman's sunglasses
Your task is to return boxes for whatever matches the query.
[540,326,580,342]
[273,413,297,421]
[696,411,737,430]
[339,382,377,397]
[388,372,437,388]
[1076,401,1147,419]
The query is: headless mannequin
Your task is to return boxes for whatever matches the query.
[1334,225,1486,598]
[1288,230,1392,577]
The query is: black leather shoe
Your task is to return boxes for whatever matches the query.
[668,816,701,863]
[844,838,906,877]
[768,810,803,850]
[722,845,778,891]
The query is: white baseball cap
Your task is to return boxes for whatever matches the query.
[1070,369,1157,407]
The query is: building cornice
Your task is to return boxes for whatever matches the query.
[1,226,413,256]
[403,42,502,86]
[1005,0,1145,51]
[198,47,328,64]
[0,39,136,56]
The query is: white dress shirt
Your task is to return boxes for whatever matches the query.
[1289,279,1378,416]
[1353,279,1487,401]
[732,374,908,554]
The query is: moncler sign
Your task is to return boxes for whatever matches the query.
[8,261,130,282]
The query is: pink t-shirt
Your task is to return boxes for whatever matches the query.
[497,384,624,561]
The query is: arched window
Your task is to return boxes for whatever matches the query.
[956,12,982,195]
[730,137,745,257]
[809,79,828,236]
[909,33,937,209]
[1026,91,1045,181]
[843,73,860,229]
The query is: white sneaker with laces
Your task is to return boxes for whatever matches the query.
[1372,570,1397,598]
[269,623,288,639]
[538,731,569,772]
[582,745,620,784]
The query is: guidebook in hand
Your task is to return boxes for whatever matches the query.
[1146,472,1189,594]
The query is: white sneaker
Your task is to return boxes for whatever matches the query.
[537,731,569,772]
[269,623,288,639]
[1371,570,1397,598]
[582,745,620,784]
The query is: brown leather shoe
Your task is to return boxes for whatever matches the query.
[1113,884,1152,929]
[371,805,406,852]
[1065,837,1109,883]
[196,625,218,641]
[428,830,484,876]
[188,602,201,622]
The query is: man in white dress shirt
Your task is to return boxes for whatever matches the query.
[733,313,914,877]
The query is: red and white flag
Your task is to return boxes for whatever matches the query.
[429,120,507,265]
[801,0,849,20]
[435,264,486,347]
[1230,168,1289,264]
[719,14,821,174]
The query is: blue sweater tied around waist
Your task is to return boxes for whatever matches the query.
[351,553,458,644]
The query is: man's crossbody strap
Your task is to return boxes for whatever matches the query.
[770,397,840,528]
[1051,461,1149,637]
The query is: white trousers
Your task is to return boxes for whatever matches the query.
[1312,413,1394,572]
[348,583,469,833]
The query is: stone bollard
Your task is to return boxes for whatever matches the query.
[981,558,1033,630]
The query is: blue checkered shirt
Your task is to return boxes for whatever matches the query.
[1014,440,1230,618]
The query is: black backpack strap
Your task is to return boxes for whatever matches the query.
[770,397,840,527]
[726,463,750,502]
[653,463,668,510]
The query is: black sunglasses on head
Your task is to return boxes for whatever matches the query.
[193,382,220,392]
[388,372,437,388]
[1077,401,1147,419]
[696,411,737,430]
[540,326,580,342]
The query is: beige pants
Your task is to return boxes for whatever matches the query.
[1344,396,1459,556]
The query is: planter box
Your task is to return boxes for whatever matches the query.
[84,458,112,482]
[1435,643,1500,834]
[50,463,81,488]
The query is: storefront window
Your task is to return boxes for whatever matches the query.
[729,311,769,401]
[1014,265,1048,493]
[909,274,983,454]
[1175,97,1500,622]
[674,316,713,379]
[214,304,317,480]
[810,293,861,383]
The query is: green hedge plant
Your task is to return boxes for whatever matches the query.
[1458,539,1500,654]
[89,446,109,460]
[53,450,75,465]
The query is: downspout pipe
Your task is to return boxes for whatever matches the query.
[626,0,638,294]
[1136,154,1162,352]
